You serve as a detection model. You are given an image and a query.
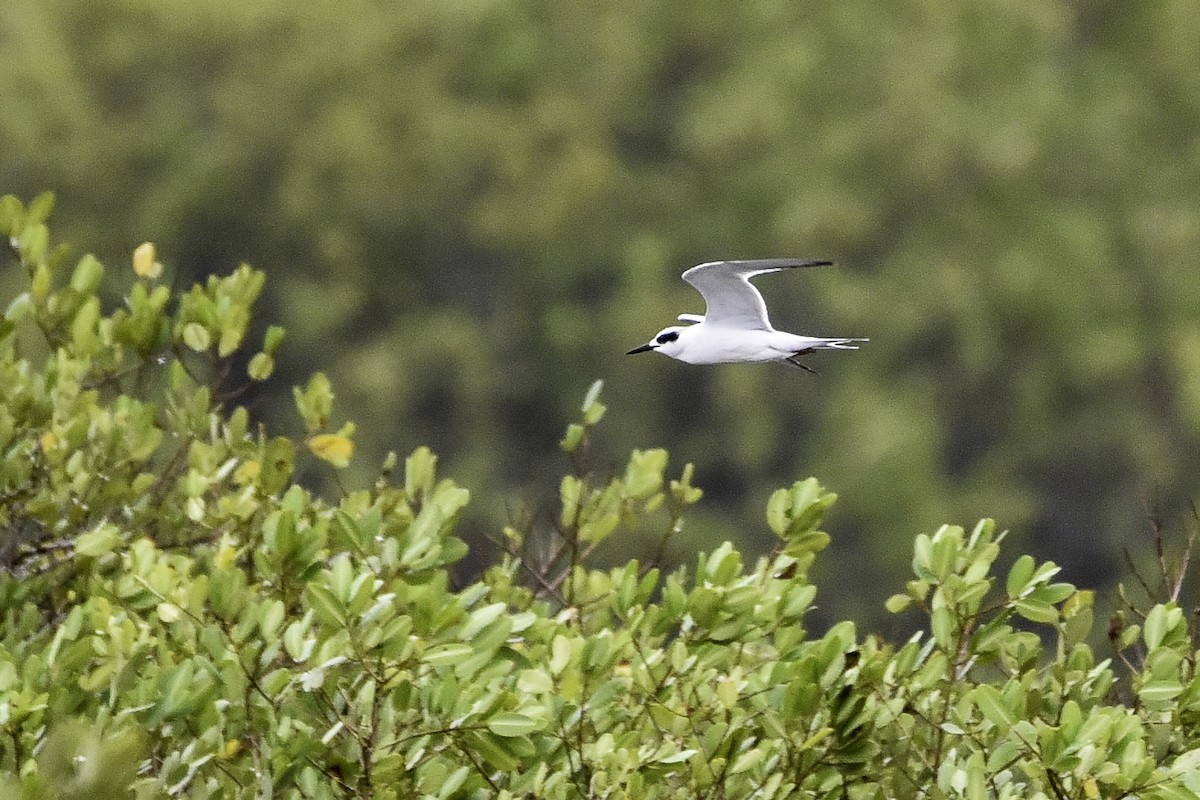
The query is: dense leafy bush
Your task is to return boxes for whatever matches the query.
[3,195,1200,798]
[7,2,1200,617]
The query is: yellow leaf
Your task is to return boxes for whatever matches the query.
[132,241,162,279]
[234,459,261,485]
[1083,778,1099,799]
[215,542,237,570]
[308,433,354,468]
[717,678,739,709]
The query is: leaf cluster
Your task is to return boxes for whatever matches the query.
[3,197,1200,799]
[5,0,1200,633]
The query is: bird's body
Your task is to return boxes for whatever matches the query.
[657,326,851,365]
[627,259,866,370]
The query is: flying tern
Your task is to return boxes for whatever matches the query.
[626,259,866,372]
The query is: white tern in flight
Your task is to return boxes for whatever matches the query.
[626,259,866,373]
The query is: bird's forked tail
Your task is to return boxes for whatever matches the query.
[808,337,868,351]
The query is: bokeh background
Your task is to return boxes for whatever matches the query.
[4,0,1200,632]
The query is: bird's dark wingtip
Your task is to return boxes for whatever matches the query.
[756,258,834,269]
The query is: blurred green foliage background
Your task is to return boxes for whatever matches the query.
[3,0,1199,629]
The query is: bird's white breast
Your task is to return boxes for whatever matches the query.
[674,326,800,364]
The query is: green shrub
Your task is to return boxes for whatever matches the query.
[2,193,1200,799]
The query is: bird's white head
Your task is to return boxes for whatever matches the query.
[626,325,689,359]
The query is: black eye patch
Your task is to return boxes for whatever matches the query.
[655,331,680,344]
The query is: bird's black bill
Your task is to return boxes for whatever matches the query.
[626,343,655,355]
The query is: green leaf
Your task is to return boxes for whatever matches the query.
[294,372,335,433]
[218,305,249,356]
[767,478,836,544]
[657,749,698,764]
[31,260,51,301]
[306,584,346,625]
[1119,623,1142,649]
[624,448,668,499]
[0,194,24,234]
[516,669,554,694]
[912,534,934,580]
[70,296,101,352]
[931,606,955,650]
[69,254,104,294]
[972,685,1016,727]
[985,739,1023,772]
[486,712,539,737]
[263,324,286,354]
[581,379,606,424]
[581,378,603,413]
[260,599,286,639]
[260,436,296,495]
[560,422,584,453]
[463,732,519,772]
[423,643,474,667]
[929,530,959,579]
[1146,782,1200,800]
[405,446,438,499]
[248,352,275,380]
[437,766,470,799]
[461,603,507,639]
[550,635,573,675]
[283,612,316,661]
[1144,604,1169,650]
[75,523,122,557]
[1140,680,1184,704]
[183,322,211,351]
[1028,560,1062,585]
[729,747,765,775]
[5,292,31,323]
[1029,582,1075,605]
[1013,597,1058,624]
[1006,554,1034,597]
[26,191,56,224]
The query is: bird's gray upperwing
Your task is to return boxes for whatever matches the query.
[680,259,832,330]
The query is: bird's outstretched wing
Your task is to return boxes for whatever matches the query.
[681,259,832,330]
